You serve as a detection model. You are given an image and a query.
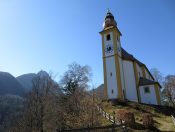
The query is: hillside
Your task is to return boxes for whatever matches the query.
[100,100,175,131]
[0,94,24,131]
[16,73,37,91]
[89,84,105,99]
[93,84,104,98]
[0,72,25,96]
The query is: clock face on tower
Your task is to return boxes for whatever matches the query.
[105,44,114,55]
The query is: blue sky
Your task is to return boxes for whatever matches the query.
[0,0,175,87]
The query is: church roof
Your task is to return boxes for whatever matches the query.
[121,48,144,66]
[139,77,161,88]
[121,48,135,61]
[121,48,155,80]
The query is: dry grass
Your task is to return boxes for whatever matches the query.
[100,100,175,132]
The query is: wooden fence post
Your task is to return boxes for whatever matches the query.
[57,128,61,132]
[112,123,115,132]
[87,124,90,132]
[113,111,115,124]
[114,116,115,124]
[171,115,175,125]
[112,111,116,132]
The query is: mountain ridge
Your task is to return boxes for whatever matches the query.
[17,73,37,91]
[0,70,62,96]
[0,72,25,96]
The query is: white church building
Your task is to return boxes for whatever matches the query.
[100,10,161,105]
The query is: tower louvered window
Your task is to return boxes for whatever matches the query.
[106,34,111,41]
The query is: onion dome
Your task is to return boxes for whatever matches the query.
[103,9,117,29]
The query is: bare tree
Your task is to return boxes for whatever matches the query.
[163,75,175,107]
[58,63,102,129]
[13,64,104,131]
[60,62,91,95]
[150,68,164,85]
[16,73,60,132]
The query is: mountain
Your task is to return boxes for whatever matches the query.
[16,70,51,91]
[37,70,49,77]
[16,73,37,91]
[0,72,25,96]
[92,84,105,99]
[17,71,62,94]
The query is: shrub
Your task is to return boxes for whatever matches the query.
[142,113,154,128]
[117,109,135,127]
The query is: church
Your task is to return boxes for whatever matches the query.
[100,10,161,105]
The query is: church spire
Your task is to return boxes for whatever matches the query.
[103,9,117,29]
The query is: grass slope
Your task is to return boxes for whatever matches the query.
[100,100,175,132]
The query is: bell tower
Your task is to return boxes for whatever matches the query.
[100,10,124,99]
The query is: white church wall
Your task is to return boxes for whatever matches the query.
[140,85,157,105]
[116,40,122,57]
[119,57,125,95]
[145,69,153,80]
[123,60,138,102]
[136,63,143,78]
[106,57,118,99]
